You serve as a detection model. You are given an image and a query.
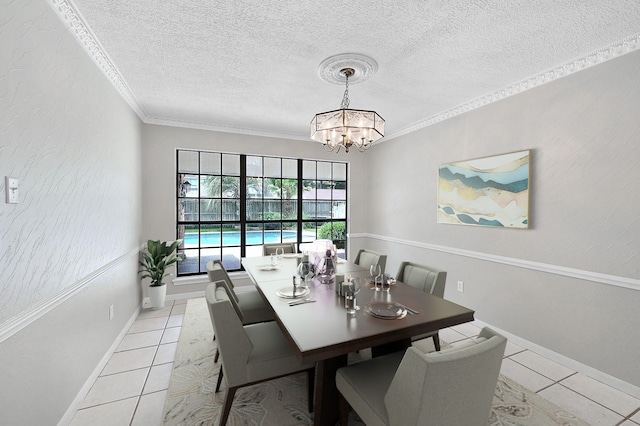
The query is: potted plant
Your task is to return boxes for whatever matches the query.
[139,239,180,309]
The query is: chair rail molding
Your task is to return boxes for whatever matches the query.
[0,247,141,343]
[348,233,640,291]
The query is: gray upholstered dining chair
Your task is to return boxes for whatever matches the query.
[354,249,387,275]
[262,242,297,256]
[395,261,447,350]
[336,327,506,426]
[206,284,315,426]
[205,260,274,362]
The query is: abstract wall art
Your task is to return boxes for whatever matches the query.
[438,150,530,228]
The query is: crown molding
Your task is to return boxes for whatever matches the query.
[48,0,147,119]
[49,1,639,142]
[384,33,640,142]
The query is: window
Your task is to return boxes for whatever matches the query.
[176,150,347,275]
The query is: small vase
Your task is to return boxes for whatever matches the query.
[149,284,166,310]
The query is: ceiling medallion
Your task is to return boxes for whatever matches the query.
[310,54,384,153]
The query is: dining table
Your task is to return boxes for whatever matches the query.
[242,254,475,426]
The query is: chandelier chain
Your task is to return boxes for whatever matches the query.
[340,72,350,109]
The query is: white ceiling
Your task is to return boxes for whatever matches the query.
[61,0,640,142]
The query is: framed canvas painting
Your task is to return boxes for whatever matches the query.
[438,150,530,228]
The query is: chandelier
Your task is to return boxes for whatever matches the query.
[310,55,385,153]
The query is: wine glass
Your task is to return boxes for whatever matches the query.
[369,263,381,291]
[275,247,284,262]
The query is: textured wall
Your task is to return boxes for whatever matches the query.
[0,0,142,423]
[363,50,640,389]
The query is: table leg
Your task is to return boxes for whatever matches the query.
[313,354,348,426]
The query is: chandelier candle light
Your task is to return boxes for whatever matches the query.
[310,54,385,153]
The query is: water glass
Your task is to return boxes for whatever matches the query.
[270,254,277,267]
[345,290,356,314]
[382,276,391,292]
[275,247,284,261]
[374,275,383,292]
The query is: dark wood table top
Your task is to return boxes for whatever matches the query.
[243,256,475,364]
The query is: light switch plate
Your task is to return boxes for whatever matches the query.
[5,177,18,204]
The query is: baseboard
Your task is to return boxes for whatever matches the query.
[58,305,141,426]
[474,319,640,400]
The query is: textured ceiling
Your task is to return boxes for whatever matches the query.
[57,0,640,142]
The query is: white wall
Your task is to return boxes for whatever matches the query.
[0,1,143,424]
[361,50,640,391]
[141,124,369,296]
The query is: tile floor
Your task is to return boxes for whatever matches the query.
[69,297,640,426]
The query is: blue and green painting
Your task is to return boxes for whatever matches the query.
[438,150,529,228]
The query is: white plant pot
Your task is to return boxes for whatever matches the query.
[149,285,167,310]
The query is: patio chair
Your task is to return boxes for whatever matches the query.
[262,242,297,256]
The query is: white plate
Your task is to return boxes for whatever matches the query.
[257,264,281,271]
[364,302,406,319]
[276,286,311,299]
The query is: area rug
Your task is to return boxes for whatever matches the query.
[162,298,589,426]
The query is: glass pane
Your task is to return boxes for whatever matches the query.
[317,201,332,218]
[222,153,240,175]
[246,199,263,220]
[333,162,346,180]
[200,176,220,197]
[222,200,240,221]
[221,246,241,270]
[282,222,297,242]
[333,185,346,200]
[199,247,220,273]
[281,178,297,199]
[200,226,221,247]
[264,157,281,178]
[303,160,316,179]
[302,200,316,218]
[317,161,331,180]
[222,177,240,198]
[178,175,198,198]
[201,152,221,174]
[177,248,199,275]
[179,199,199,222]
[263,178,280,198]
[265,223,282,242]
[303,181,316,199]
[317,183,332,200]
[246,156,262,177]
[221,224,241,246]
[282,158,297,179]
[333,201,346,219]
[200,199,221,221]
[302,222,318,241]
[178,150,198,173]
[246,224,263,245]
[246,177,262,198]
[264,199,281,220]
[178,224,198,248]
[282,198,297,220]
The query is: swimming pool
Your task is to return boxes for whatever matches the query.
[183,230,298,246]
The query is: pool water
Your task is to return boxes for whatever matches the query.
[183,230,298,246]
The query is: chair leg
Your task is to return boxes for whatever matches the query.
[214,348,220,363]
[433,332,441,351]
[218,386,237,426]
[338,392,350,425]
[306,368,315,413]
[216,366,224,392]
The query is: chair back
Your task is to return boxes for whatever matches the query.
[205,285,253,387]
[384,327,506,426]
[354,249,387,275]
[395,261,446,297]
[206,260,239,301]
[262,242,297,256]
